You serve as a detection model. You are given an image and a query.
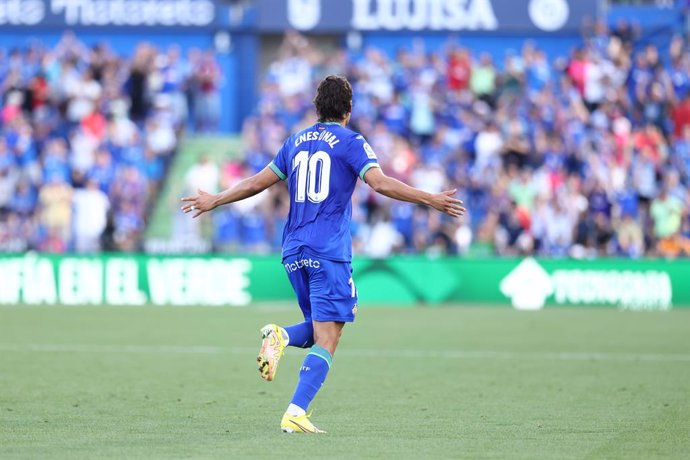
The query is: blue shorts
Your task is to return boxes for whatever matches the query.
[283,251,358,323]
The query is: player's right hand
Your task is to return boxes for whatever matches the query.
[180,189,219,218]
[429,189,466,218]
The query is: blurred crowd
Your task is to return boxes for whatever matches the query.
[5,24,690,258]
[0,32,221,253]
[213,26,690,258]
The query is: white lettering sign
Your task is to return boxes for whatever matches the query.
[58,259,103,305]
[147,258,251,306]
[0,256,252,307]
[551,270,672,311]
[288,0,320,30]
[500,257,553,310]
[49,0,214,26]
[528,0,569,32]
[0,0,44,25]
[23,256,58,305]
[501,258,674,311]
[105,259,146,305]
[0,259,22,304]
[352,0,498,31]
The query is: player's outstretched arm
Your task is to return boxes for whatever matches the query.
[181,165,281,218]
[363,167,465,218]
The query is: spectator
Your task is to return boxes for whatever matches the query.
[0,33,216,252]
[501,120,530,170]
[127,45,153,123]
[159,45,189,127]
[447,47,471,93]
[37,177,73,250]
[651,187,690,257]
[72,180,109,253]
[615,212,645,257]
[470,53,496,105]
[474,121,503,173]
[364,209,404,258]
[194,51,221,132]
[12,29,690,258]
[9,177,36,217]
[672,91,690,138]
[543,200,575,256]
[184,155,219,196]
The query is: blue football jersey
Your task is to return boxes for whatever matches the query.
[269,122,379,262]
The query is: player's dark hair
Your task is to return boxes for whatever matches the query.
[313,75,352,123]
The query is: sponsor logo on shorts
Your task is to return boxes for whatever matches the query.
[352,304,358,315]
[284,258,321,273]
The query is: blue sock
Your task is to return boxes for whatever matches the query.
[290,345,332,411]
[284,321,314,348]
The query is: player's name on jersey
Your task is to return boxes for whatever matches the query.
[294,130,340,149]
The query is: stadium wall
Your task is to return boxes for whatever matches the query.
[0,254,687,310]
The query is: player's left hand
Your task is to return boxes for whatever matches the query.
[429,189,466,218]
[180,189,218,218]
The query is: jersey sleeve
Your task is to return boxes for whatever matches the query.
[347,134,380,182]
[268,139,289,181]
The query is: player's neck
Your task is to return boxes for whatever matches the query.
[319,119,346,127]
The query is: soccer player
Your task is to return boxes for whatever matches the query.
[181,75,465,433]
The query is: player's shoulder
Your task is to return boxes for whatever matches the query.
[333,124,366,144]
[335,126,377,161]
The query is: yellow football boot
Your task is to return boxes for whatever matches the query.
[280,412,326,433]
[257,324,286,381]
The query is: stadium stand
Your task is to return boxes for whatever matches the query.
[0,33,220,253]
[206,25,690,258]
[3,22,690,258]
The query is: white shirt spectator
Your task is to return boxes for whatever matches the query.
[454,223,473,254]
[72,183,109,252]
[271,56,312,97]
[147,120,177,155]
[544,204,574,248]
[365,221,403,258]
[184,157,219,195]
[474,127,503,171]
[361,68,393,104]
[233,190,268,215]
[585,58,607,105]
[410,164,445,194]
[110,115,138,147]
[66,77,102,122]
[70,130,98,173]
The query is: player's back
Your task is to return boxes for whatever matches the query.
[269,122,379,262]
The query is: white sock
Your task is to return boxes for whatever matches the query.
[281,327,290,346]
[286,403,306,417]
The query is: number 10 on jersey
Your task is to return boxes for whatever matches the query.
[293,150,331,203]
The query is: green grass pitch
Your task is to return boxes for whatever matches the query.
[1,304,689,459]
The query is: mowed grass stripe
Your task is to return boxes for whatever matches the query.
[2,306,689,459]
[2,343,690,362]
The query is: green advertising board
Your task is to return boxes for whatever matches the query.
[0,254,688,310]
[352,257,685,310]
